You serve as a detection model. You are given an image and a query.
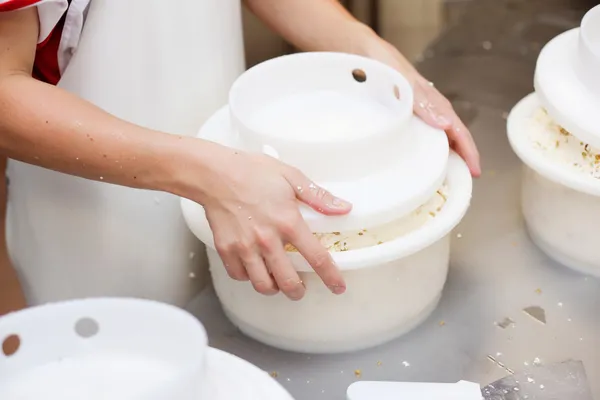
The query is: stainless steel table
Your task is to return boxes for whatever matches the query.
[187,1,600,398]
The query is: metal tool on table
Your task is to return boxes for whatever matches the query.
[347,360,592,400]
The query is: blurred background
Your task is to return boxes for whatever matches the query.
[242,0,597,128]
[243,0,443,66]
[243,0,599,66]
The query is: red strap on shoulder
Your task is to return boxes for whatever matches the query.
[1,0,71,85]
[0,0,44,12]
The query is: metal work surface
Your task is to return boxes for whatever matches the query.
[187,1,600,399]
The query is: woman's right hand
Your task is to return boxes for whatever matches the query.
[194,145,352,301]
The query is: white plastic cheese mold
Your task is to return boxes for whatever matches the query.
[182,52,473,353]
[0,298,294,400]
[508,5,600,277]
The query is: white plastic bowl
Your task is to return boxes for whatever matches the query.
[210,241,448,353]
[508,93,600,277]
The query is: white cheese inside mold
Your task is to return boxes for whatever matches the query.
[286,183,449,252]
[529,108,600,179]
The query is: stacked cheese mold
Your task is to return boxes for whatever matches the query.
[182,52,473,353]
[0,298,294,399]
[507,5,600,278]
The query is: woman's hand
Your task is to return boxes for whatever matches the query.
[197,147,351,301]
[411,74,481,177]
[368,39,482,177]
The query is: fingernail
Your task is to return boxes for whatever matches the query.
[331,197,351,208]
[289,291,304,301]
[284,279,306,300]
[329,284,346,295]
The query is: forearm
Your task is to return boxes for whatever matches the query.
[246,0,368,53]
[245,0,419,80]
[0,74,217,199]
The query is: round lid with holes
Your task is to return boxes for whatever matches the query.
[0,298,294,400]
[534,5,600,149]
[193,52,449,233]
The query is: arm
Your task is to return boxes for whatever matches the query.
[245,0,481,176]
[244,0,415,75]
[0,8,221,198]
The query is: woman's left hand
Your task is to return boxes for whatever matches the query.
[368,38,481,177]
[411,74,481,177]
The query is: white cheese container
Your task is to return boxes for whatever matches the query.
[0,298,294,400]
[182,52,473,353]
[507,5,600,277]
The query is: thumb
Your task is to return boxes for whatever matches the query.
[285,171,352,216]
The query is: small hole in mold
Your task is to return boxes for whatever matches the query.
[75,317,100,339]
[2,334,20,357]
[393,85,401,100]
[352,69,367,83]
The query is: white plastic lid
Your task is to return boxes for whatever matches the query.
[206,52,449,232]
[0,298,207,400]
[534,5,600,148]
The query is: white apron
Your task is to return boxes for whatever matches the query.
[7,0,245,307]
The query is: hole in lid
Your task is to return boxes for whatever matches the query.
[75,317,100,339]
[352,69,367,83]
[2,334,20,357]
[393,85,401,100]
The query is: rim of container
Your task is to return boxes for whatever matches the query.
[227,52,414,145]
[507,92,600,197]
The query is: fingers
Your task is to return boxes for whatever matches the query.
[446,118,481,177]
[413,91,453,129]
[253,227,304,300]
[287,222,346,295]
[208,159,349,300]
[215,243,250,282]
[413,79,481,177]
[215,229,305,300]
[262,245,305,301]
[284,170,352,216]
[241,252,280,296]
